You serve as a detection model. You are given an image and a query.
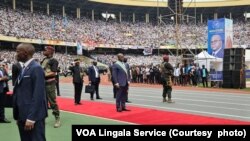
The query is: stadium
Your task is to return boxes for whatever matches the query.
[0,0,250,140]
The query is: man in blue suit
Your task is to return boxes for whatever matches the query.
[13,43,48,141]
[88,61,102,100]
[112,53,130,112]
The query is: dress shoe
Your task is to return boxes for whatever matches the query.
[116,108,122,112]
[90,98,94,100]
[0,119,11,123]
[122,108,131,111]
[126,100,132,103]
[96,97,102,100]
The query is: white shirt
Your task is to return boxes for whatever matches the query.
[174,68,180,77]
[23,58,34,69]
[93,66,99,78]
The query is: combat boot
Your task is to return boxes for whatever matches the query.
[167,98,174,103]
[163,97,167,102]
[54,117,61,128]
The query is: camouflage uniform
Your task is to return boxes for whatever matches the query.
[160,61,174,103]
[41,58,60,122]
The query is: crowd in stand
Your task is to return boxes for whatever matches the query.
[93,54,164,66]
[1,6,247,87]
[0,7,249,48]
[0,51,80,75]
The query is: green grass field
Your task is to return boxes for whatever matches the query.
[0,108,126,141]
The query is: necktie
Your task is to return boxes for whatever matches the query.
[18,65,25,83]
[21,65,25,76]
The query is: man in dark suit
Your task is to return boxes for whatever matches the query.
[12,61,22,86]
[123,58,131,103]
[13,43,47,141]
[0,63,11,123]
[88,61,102,100]
[112,53,130,112]
[69,59,84,105]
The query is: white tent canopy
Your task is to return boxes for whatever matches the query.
[194,51,216,60]
[194,51,223,71]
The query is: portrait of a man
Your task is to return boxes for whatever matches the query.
[210,34,224,58]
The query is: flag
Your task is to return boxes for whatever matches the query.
[51,15,55,30]
[63,16,68,28]
[143,47,153,55]
[76,42,83,55]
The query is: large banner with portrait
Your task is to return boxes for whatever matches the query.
[207,18,233,58]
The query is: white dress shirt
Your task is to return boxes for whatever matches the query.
[93,66,99,78]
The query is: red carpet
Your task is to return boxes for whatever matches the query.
[58,97,250,125]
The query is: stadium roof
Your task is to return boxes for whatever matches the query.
[90,0,250,7]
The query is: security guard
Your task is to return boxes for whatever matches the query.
[160,55,174,103]
[41,46,61,128]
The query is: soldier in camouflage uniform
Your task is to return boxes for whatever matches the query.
[41,46,61,128]
[160,55,174,103]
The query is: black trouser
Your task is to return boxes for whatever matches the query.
[202,77,208,87]
[0,92,5,120]
[90,80,100,99]
[17,119,46,141]
[116,85,128,110]
[125,87,129,101]
[191,76,197,86]
[74,82,83,104]
[0,87,8,120]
